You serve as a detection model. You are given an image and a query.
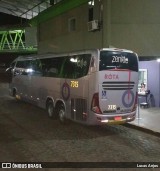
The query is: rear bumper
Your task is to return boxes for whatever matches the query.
[88,111,136,125]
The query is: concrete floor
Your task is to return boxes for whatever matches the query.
[130,107,160,134]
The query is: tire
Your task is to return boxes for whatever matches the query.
[13,89,19,101]
[57,105,67,124]
[13,89,16,97]
[46,100,57,119]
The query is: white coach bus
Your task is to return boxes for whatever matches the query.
[8,48,139,125]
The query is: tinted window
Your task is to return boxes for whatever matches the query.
[15,54,91,78]
[61,54,91,79]
[15,60,31,75]
[10,61,16,69]
[74,54,91,78]
[40,57,64,77]
[29,59,42,76]
[61,57,75,78]
[99,51,138,72]
[16,60,43,76]
[16,60,30,69]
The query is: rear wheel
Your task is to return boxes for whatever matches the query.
[47,100,57,119]
[57,105,67,124]
[13,89,19,101]
[13,89,16,97]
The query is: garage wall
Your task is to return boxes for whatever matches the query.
[110,0,160,56]
[38,1,103,54]
[139,61,160,107]
[38,0,160,56]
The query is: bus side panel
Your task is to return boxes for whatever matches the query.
[30,76,61,109]
[60,77,89,123]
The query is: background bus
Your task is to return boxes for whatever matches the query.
[8,48,139,125]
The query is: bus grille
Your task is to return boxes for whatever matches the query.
[71,98,87,121]
[102,81,135,90]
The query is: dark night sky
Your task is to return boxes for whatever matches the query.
[0,12,27,26]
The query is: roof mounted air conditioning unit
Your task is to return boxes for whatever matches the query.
[87,20,99,32]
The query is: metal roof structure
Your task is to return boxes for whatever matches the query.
[0,0,51,19]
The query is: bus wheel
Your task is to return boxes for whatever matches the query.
[13,89,16,97]
[57,105,67,124]
[47,100,57,119]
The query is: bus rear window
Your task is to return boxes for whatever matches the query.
[99,51,138,72]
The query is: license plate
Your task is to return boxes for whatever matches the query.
[114,116,122,121]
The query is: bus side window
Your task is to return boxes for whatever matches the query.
[74,54,91,78]
[62,57,76,79]
[28,59,42,76]
[47,66,58,77]
[47,58,62,77]
[89,56,96,73]
[21,60,29,75]
[40,58,49,76]
[15,61,25,75]
[11,62,16,69]
[41,57,64,78]
[59,57,67,78]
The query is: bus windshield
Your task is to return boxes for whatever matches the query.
[99,51,138,72]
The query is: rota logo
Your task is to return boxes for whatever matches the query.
[104,74,119,80]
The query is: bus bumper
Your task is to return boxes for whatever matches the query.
[89,111,136,125]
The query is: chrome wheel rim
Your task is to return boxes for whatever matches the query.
[48,105,53,117]
[59,109,65,122]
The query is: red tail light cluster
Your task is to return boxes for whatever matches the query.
[91,93,102,114]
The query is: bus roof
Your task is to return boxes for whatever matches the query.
[13,48,135,62]
[100,48,134,53]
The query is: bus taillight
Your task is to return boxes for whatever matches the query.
[91,93,102,114]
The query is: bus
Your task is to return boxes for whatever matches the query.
[8,48,139,125]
